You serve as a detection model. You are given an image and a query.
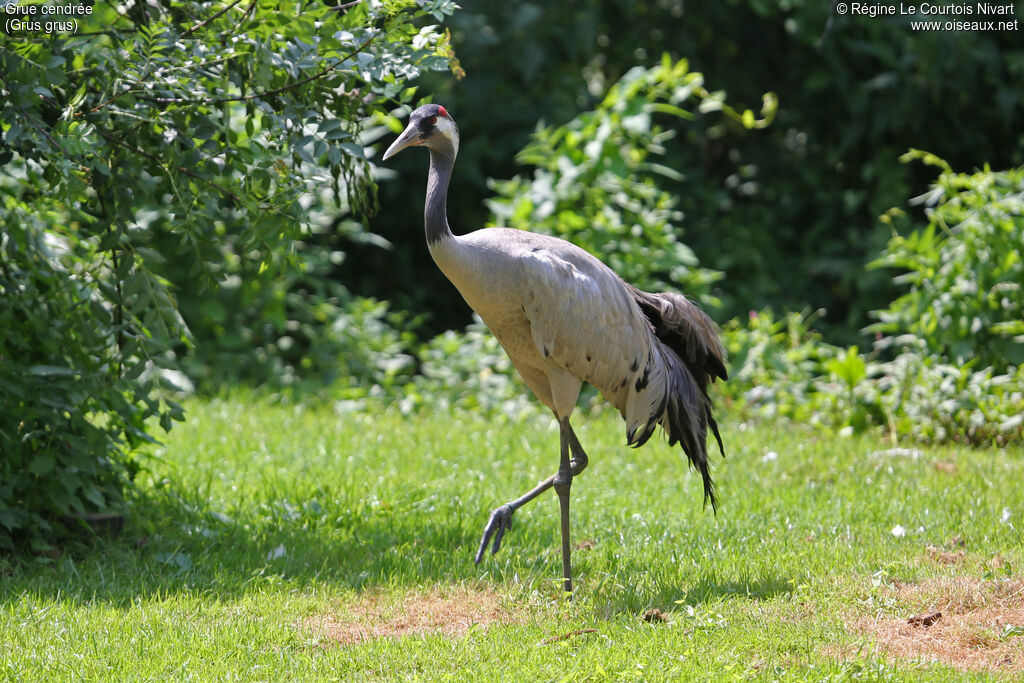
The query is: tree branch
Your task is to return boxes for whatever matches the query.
[183,0,246,37]
[95,128,253,208]
[330,0,366,11]
[138,32,377,106]
[228,0,258,34]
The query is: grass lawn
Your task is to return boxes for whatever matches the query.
[2,396,1022,681]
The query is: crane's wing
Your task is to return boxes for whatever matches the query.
[517,242,724,509]
[517,245,665,434]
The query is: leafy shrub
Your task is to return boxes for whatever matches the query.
[720,311,1022,447]
[869,151,1024,372]
[406,317,535,417]
[871,344,1023,446]
[720,309,838,424]
[331,298,420,395]
[0,220,184,550]
[0,1,457,551]
[715,157,1024,446]
[156,219,422,393]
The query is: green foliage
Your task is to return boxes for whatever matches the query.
[871,345,1024,446]
[717,158,1024,447]
[161,220,422,392]
[722,310,1023,447]
[330,298,420,394]
[0,223,184,550]
[0,0,457,550]
[869,152,1024,372]
[487,56,775,305]
[408,317,534,417]
[361,0,1024,340]
[324,315,534,418]
[720,309,840,424]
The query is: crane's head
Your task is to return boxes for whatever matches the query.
[382,103,459,161]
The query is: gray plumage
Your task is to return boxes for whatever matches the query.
[383,103,727,593]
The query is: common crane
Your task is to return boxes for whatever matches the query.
[382,103,727,594]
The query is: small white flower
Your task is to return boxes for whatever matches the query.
[891,524,906,538]
[267,544,287,561]
[1000,508,1012,525]
[869,448,922,459]
[761,451,778,463]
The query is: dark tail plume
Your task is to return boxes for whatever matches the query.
[628,285,727,510]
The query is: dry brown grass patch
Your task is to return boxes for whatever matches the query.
[925,545,966,566]
[850,577,1024,673]
[307,585,521,645]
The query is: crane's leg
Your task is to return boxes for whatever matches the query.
[553,416,574,594]
[474,420,588,565]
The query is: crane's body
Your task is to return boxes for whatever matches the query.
[383,104,726,594]
[433,228,714,448]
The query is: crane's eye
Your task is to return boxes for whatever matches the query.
[427,115,437,127]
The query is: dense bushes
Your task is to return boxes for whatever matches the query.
[488,56,775,306]
[721,155,1024,446]
[721,312,1023,447]
[0,222,184,550]
[0,0,457,549]
[153,221,423,392]
[869,151,1024,372]
[365,0,1024,341]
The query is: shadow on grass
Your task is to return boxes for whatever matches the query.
[0,481,787,611]
[590,571,795,618]
[0,483,492,606]
[672,574,794,605]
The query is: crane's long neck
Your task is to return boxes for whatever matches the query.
[425,147,456,247]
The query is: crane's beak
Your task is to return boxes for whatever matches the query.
[382,124,422,161]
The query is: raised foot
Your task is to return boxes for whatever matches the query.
[474,504,515,564]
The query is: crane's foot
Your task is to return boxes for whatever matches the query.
[472,421,588,571]
[475,503,514,564]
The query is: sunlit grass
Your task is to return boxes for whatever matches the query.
[2,395,1022,680]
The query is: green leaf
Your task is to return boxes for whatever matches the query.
[0,508,22,531]
[82,485,106,509]
[28,455,56,477]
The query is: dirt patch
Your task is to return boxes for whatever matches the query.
[641,608,669,623]
[906,609,943,627]
[925,545,966,565]
[849,577,1024,673]
[307,586,519,645]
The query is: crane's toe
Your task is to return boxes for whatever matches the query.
[474,503,515,564]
